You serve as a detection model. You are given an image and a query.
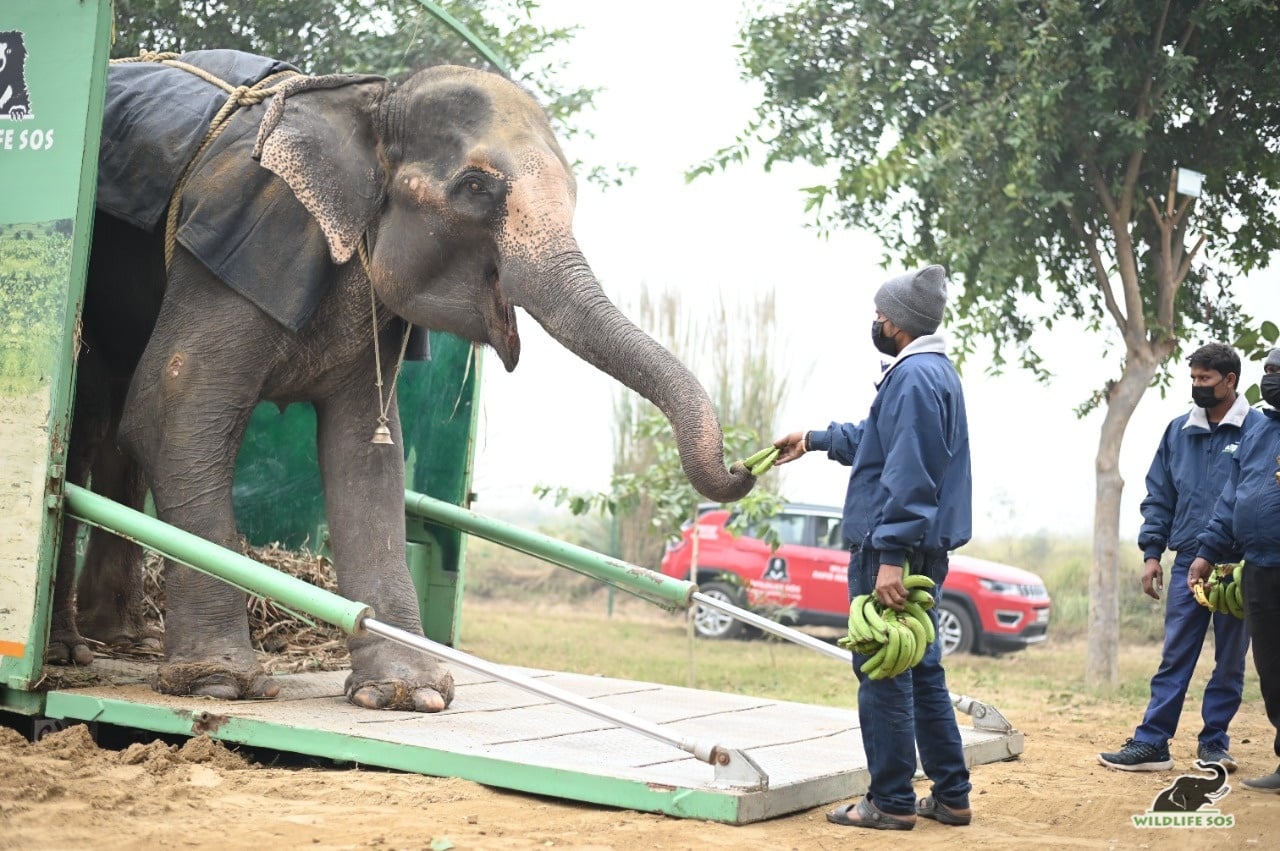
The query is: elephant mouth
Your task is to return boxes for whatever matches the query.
[487,271,521,371]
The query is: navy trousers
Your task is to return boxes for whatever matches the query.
[1133,554,1250,752]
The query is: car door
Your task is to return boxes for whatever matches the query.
[801,513,852,615]
[741,512,807,612]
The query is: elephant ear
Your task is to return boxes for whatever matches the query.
[253,73,389,265]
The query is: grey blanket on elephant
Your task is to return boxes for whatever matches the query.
[97,50,381,334]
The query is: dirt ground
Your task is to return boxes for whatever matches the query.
[2,638,1278,850]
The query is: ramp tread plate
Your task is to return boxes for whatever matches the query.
[45,659,1023,823]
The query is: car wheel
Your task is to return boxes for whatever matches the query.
[690,581,747,640]
[936,599,976,656]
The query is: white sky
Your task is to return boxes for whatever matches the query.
[467,0,1280,541]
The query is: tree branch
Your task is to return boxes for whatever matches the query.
[1177,1,1208,53]
[1069,207,1127,330]
[1153,0,1172,51]
[1087,160,1144,338]
[1175,233,1208,286]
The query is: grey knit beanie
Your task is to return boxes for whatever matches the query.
[1266,348,1280,370]
[874,265,948,338]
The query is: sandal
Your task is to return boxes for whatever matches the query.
[826,797,915,830]
[916,795,972,826]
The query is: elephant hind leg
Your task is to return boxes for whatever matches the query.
[48,348,110,667]
[75,433,159,653]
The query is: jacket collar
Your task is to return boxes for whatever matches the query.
[1184,393,1251,430]
[875,333,947,387]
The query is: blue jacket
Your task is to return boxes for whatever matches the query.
[1138,396,1257,562]
[1197,407,1280,569]
[808,335,972,566]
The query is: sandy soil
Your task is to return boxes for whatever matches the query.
[2,638,1278,851]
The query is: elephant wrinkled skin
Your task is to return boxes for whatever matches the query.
[50,59,754,711]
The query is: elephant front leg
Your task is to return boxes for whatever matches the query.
[150,561,279,700]
[315,393,454,712]
[118,284,279,701]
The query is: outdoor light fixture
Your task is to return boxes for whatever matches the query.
[1175,166,1205,198]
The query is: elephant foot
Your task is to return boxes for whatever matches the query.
[84,624,164,657]
[46,633,96,667]
[154,660,281,700]
[46,611,96,666]
[344,643,455,712]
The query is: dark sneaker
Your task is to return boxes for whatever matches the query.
[1197,745,1238,773]
[1098,738,1173,772]
[1241,767,1280,793]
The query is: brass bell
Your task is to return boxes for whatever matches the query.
[371,422,394,446]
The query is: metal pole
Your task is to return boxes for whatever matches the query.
[692,590,1011,731]
[409,1,509,74]
[63,485,765,778]
[405,491,1011,731]
[405,490,694,609]
[63,484,371,635]
[691,591,851,663]
[362,617,766,787]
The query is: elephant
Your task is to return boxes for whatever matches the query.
[1150,760,1229,811]
[48,53,755,712]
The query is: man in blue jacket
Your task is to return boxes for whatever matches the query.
[1190,347,1280,792]
[1098,343,1254,773]
[773,264,972,830]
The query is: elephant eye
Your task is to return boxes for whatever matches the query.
[466,179,486,194]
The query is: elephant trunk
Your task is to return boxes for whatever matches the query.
[506,248,755,504]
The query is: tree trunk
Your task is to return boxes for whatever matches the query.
[1085,352,1161,687]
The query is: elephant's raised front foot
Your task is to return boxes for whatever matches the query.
[153,655,281,700]
[344,642,455,712]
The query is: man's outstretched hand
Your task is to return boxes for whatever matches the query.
[772,431,808,465]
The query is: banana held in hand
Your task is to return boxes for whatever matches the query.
[903,574,936,591]
[739,445,781,477]
[843,578,938,679]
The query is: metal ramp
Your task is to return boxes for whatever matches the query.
[44,659,1023,824]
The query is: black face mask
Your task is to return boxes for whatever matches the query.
[1191,384,1222,409]
[871,320,899,357]
[1262,374,1280,409]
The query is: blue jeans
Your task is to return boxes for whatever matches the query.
[1134,554,1250,751]
[848,548,971,816]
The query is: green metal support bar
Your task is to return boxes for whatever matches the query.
[63,484,370,635]
[404,490,1012,733]
[412,0,510,75]
[404,490,695,610]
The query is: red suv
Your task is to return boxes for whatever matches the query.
[659,503,1051,655]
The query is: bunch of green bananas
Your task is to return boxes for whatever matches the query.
[739,445,781,477]
[837,574,938,679]
[1193,563,1245,619]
